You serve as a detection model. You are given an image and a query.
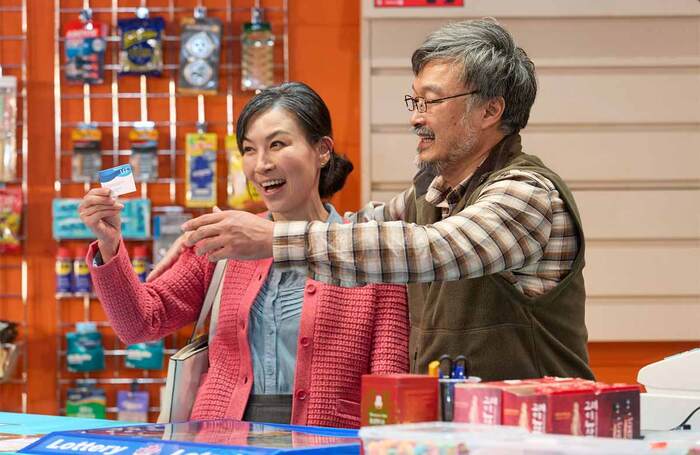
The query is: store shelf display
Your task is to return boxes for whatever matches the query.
[53,0,289,422]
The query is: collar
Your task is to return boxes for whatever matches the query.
[424,134,523,207]
[265,202,342,224]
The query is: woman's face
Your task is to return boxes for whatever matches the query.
[241,107,329,220]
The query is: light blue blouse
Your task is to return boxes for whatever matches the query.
[248,203,342,394]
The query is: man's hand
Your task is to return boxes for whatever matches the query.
[182,210,274,261]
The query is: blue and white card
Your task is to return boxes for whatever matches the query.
[98,164,136,196]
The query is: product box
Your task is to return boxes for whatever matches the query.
[453,380,528,424]
[361,374,438,426]
[541,382,598,436]
[596,383,641,439]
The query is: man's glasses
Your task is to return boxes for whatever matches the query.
[404,90,479,113]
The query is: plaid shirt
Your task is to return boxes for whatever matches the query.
[273,170,579,296]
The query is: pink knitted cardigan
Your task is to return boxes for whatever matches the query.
[87,240,409,428]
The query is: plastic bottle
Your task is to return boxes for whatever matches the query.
[132,245,150,282]
[240,7,275,91]
[73,245,92,294]
[56,247,73,295]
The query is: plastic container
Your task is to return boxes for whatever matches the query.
[56,247,73,294]
[73,245,92,294]
[131,245,150,282]
[241,7,274,91]
[359,422,698,455]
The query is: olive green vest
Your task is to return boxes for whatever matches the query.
[405,135,594,381]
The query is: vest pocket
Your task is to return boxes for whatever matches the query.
[416,323,540,381]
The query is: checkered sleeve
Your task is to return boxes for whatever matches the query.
[344,187,412,223]
[273,173,554,286]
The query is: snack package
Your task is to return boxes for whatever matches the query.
[0,75,18,182]
[226,134,260,209]
[178,10,222,95]
[125,340,163,370]
[66,322,105,373]
[128,122,159,181]
[71,124,102,182]
[185,132,217,208]
[0,187,22,253]
[66,385,106,419]
[118,10,165,76]
[64,9,108,84]
[117,389,149,422]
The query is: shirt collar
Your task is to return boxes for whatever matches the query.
[266,202,343,224]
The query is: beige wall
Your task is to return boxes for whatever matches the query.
[361,0,700,341]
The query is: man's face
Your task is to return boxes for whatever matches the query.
[410,61,479,173]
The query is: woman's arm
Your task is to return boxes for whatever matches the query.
[88,239,216,345]
[368,284,410,374]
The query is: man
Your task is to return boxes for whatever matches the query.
[172,19,594,381]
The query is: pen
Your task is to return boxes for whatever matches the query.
[452,355,467,379]
[438,354,452,379]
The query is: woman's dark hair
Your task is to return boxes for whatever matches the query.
[236,81,354,199]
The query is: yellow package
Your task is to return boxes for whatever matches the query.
[185,132,217,208]
[226,134,261,209]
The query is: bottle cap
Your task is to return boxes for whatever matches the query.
[133,245,148,258]
[75,245,89,258]
[57,247,72,258]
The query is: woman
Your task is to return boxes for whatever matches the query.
[79,82,409,428]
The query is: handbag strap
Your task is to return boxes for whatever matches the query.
[189,260,227,343]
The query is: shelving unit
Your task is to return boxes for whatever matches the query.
[53,0,289,421]
[0,0,29,413]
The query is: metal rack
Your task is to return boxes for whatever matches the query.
[0,0,29,413]
[53,0,289,420]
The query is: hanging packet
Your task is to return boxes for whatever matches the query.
[66,384,106,419]
[0,187,22,253]
[117,389,149,422]
[0,75,17,182]
[153,207,192,265]
[241,7,275,91]
[178,9,222,95]
[185,131,217,208]
[125,340,164,370]
[226,134,260,209]
[118,9,165,76]
[64,9,108,84]
[71,123,102,182]
[66,322,105,372]
[128,122,159,181]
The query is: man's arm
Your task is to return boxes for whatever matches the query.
[274,172,554,286]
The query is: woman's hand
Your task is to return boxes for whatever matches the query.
[78,187,123,261]
[182,210,273,261]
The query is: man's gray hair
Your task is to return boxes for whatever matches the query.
[412,18,537,135]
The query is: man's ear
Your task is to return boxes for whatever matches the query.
[480,96,505,130]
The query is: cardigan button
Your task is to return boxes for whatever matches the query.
[300,337,310,347]
[296,390,307,401]
[305,284,317,295]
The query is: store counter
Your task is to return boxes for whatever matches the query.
[0,412,135,453]
[1,415,360,454]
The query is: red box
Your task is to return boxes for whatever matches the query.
[501,385,550,433]
[595,383,641,439]
[453,380,530,424]
[542,382,598,436]
[361,374,438,426]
